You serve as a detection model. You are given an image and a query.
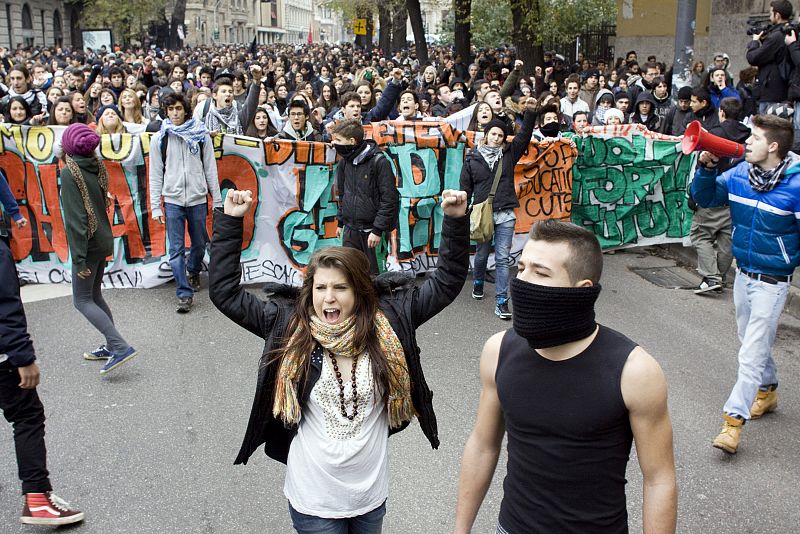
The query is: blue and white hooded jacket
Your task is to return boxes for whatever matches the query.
[691,154,800,277]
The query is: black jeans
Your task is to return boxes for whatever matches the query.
[0,236,51,494]
[342,226,386,275]
[0,362,51,494]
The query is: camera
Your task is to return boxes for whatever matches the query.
[746,15,771,36]
[782,22,800,35]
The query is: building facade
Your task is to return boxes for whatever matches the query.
[614,0,799,75]
[0,0,73,49]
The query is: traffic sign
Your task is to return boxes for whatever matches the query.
[353,18,367,35]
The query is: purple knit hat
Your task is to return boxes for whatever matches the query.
[61,123,100,157]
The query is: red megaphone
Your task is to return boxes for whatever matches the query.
[681,120,745,157]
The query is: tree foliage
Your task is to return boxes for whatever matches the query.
[82,0,168,44]
[442,0,613,50]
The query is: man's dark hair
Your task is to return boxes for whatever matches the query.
[287,99,309,116]
[691,87,710,105]
[161,93,192,117]
[213,77,233,92]
[199,66,215,78]
[719,97,742,121]
[644,62,659,73]
[572,110,589,121]
[436,83,450,96]
[771,0,793,20]
[398,89,419,105]
[565,74,581,87]
[339,91,361,107]
[528,219,603,284]
[108,66,124,78]
[753,114,794,158]
[330,118,364,144]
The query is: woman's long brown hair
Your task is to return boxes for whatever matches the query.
[274,246,391,403]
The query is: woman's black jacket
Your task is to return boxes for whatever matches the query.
[460,109,536,212]
[209,210,470,465]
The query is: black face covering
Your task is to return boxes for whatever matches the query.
[539,121,561,138]
[333,143,357,156]
[510,277,602,349]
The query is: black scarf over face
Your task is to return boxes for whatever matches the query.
[510,277,602,349]
[539,121,561,138]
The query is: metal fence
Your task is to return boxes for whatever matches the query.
[543,24,616,65]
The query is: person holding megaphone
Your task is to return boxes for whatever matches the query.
[691,113,800,455]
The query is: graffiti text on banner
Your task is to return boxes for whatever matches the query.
[570,126,695,249]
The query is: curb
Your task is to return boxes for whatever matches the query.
[660,244,800,320]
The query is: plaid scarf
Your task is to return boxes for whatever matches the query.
[273,310,415,429]
[477,143,502,169]
[64,155,110,239]
[749,156,790,192]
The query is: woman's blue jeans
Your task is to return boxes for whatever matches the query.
[472,219,516,303]
[288,501,386,534]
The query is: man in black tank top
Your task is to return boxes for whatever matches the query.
[455,220,677,534]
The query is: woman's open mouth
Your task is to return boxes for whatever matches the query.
[323,308,341,323]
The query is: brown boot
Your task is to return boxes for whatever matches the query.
[712,414,744,454]
[750,388,778,419]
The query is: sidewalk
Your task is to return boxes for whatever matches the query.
[662,243,800,319]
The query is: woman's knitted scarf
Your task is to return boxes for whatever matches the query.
[64,155,110,239]
[273,310,415,429]
[749,156,790,192]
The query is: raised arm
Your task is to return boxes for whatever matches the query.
[410,192,470,327]
[454,332,506,533]
[622,347,677,534]
[364,69,404,123]
[509,108,537,164]
[209,193,279,339]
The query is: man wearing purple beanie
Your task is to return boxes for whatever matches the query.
[60,123,138,374]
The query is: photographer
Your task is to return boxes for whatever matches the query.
[746,1,792,113]
[785,24,800,149]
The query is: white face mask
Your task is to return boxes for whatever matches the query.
[451,90,464,100]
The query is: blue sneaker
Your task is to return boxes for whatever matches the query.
[100,347,138,375]
[83,345,111,361]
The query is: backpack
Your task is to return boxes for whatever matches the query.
[778,48,794,82]
[160,133,206,171]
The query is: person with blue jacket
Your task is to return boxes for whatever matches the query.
[691,114,800,454]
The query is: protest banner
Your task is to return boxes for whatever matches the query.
[5,123,696,288]
[2,123,578,287]
[571,125,696,249]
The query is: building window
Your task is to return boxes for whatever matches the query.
[21,3,34,47]
[53,9,62,47]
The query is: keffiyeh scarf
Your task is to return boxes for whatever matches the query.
[160,118,208,155]
[205,102,241,135]
[477,143,502,169]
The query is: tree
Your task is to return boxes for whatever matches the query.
[82,0,167,44]
[406,0,428,64]
[391,2,408,53]
[168,0,187,49]
[453,0,471,64]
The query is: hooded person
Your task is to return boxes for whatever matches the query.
[665,86,694,136]
[591,89,616,126]
[629,92,660,131]
[59,123,137,374]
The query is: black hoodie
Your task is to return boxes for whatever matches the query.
[709,119,750,172]
[629,92,660,131]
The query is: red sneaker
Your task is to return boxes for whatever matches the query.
[20,492,84,526]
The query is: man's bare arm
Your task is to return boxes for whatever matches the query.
[454,331,506,533]
[622,347,678,534]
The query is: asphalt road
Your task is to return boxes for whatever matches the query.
[2,249,799,533]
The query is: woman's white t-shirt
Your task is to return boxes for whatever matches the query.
[284,351,389,518]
